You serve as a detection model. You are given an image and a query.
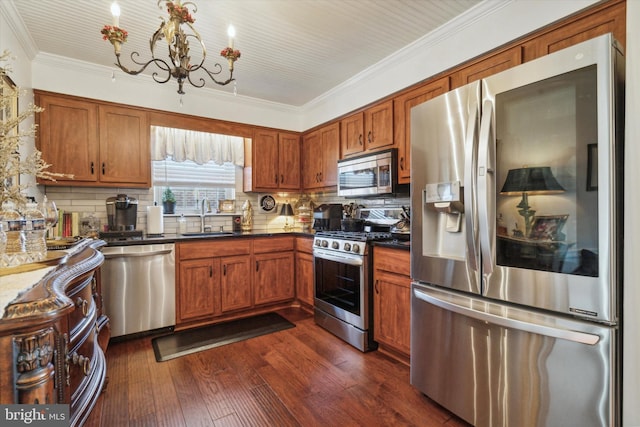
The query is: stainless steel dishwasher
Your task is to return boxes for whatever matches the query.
[101,243,175,338]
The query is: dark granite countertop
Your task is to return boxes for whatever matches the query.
[102,230,316,246]
[374,240,411,250]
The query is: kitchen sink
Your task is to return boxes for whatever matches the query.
[180,231,235,237]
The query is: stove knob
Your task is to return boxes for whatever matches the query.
[352,243,360,253]
[314,239,321,247]
[344,242,351,251]
[321,240,328,248]
[331,241,339,249]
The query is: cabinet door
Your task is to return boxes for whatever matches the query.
[254,252,295,305]
[450,45,522,89]
[320,122,340,188]
[295,251,314,307]
[394,76,450,184]
[36,92,99,184]
[302,130,322,190]
[340,112,365,157]
[252,129,279,190]
[521,0,625,62]
[364,100,393,151]
[220,255,253,312]
[98,105,150,186]
[373,270,411,356]
[278,132,301,190]
[177,258,220,323]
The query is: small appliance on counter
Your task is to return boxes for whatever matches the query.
[100,194,142,241]
[312,204,342,231]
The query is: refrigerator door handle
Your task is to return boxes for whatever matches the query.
[477,99,496,274]
[464,104,479,272]
[413,286,600,345]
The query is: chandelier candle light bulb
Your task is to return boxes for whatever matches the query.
[228,24,235,49]
[111,2,120,26]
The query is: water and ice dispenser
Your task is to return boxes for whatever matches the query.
[421,181,466,260]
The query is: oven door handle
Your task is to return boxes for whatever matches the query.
[314,251,364,267]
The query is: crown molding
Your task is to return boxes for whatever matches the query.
[0,0,38,60]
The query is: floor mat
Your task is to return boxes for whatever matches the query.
[152,312,295,362]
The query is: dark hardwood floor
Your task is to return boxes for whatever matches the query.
[85,308,469,427]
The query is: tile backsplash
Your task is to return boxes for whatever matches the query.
[43,185,409,236]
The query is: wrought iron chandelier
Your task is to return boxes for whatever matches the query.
[101,1,241,95]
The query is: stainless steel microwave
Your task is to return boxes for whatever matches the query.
[337,149,404,197]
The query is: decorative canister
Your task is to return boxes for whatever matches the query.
[241,200,253,232]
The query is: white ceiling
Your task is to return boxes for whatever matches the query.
[9,0,482,107]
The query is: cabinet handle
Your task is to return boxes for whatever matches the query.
[256,261,259,272]
[102,162,105,175]
[209,266,213,277]
[368,131,373,143]
[90,161,94,175]
[67,351,91,377]
[281,174,284,184]
[75,297,89,317]
[400,157,405,171]
[358,134,363,145]
[275,174,278,184]
[375,279,379,294]
[223,264,226,276]
[319,172,322,182]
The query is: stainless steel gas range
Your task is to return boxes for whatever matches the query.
[312,230,392,352]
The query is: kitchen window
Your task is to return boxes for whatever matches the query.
[150,126,245,213]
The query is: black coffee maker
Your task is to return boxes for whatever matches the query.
[312,204,343,231]
[106,194,138,231]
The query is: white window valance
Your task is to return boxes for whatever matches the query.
[151,126,245,166]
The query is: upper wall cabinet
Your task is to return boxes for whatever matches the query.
[248,129,301,192]
[35,91,150,188]
[393,76,450,184]
[340,99,394,157]
[302,122,340,191]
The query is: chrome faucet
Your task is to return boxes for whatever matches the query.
[200,198,211,232]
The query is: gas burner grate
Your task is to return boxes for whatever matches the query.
[315,231,392,242]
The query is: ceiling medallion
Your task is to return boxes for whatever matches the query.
[101,1,241,95]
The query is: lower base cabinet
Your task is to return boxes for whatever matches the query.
[253,237,295,305]
[373,246,411,362]
[176,236,295,328]
[295,236,314,308]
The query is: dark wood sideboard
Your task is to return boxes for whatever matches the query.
[0,239,109,426]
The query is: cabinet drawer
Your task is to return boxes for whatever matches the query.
[374,247,410,277]
[66,275,96,339]
[295,236,314,254]
[253,236,294,253]
[178,239,251,260]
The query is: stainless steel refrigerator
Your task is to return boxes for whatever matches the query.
[409,34,624,427]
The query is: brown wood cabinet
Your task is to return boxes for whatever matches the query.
[393,76,450,184]
[295,236,314,308]
[176,236,296,329]
[302,122,340,190]
[176,239,252,326]
[364,99,394,152]
[373,246,411,363]
[340,99,394,157]
[35,91,150,188]
[340,111,365,156]
[250,129,301,191]
[220,255,253,313]
[0,240,108,427]
[177,258,220,322]
[254,236,295,305]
